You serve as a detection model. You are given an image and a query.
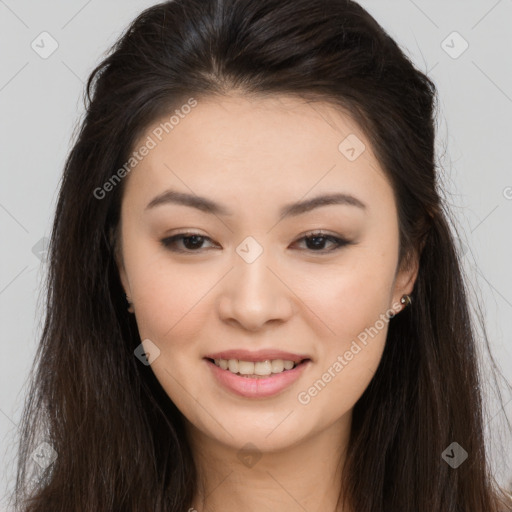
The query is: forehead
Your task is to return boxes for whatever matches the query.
[122,94,393,214]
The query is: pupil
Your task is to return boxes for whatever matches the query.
[307,236,325,249]
[184,235,203,249]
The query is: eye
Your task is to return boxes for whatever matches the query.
[160,233,217,253]
[160,231,352,254]
[292,231,351,252]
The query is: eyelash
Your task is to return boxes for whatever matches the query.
[160,231,352,254]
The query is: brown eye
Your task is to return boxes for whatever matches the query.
[160,231,352,254]
[161,233,216,253]
[294,232,351,252]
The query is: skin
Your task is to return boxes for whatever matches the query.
[115,94,419,512]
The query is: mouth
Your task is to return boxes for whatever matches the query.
[204,357,312,379]
[204,356,312,398]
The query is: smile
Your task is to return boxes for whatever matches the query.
[204,357,311,398]
[208,357,308,377]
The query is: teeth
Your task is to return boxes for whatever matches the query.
[212,358,301,376]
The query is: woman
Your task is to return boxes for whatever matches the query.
[11,0,512,510]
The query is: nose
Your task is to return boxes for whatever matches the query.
[217,249,294,332]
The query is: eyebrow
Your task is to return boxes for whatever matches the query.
[144,189,367,218]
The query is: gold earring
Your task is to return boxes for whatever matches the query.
[400,294,412,309]
[126,294,134,313]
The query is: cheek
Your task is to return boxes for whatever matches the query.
[297,252,397,343]
[296,269,394,415]
[137,276,212,352]
[297,334,386,420]
[129,259,214,415]
[123,241,214,350]
[292,247,396,405]
[297,252,397,411]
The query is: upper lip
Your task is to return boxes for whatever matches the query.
[204,349,311,363]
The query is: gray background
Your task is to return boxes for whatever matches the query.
[1,0,511,508]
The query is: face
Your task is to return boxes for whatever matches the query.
[115,94,418,453]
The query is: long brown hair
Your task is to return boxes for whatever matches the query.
[11,0,512,510]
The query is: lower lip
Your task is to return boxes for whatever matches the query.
[204,358,311,398]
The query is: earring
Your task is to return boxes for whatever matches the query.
[400,294,412,309]
[125,293,134,313]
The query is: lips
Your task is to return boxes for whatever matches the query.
[205,357,312,398]
[203,349,312,364]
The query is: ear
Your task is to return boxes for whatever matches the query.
[391,246,420,308]
[110,225,131,297]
